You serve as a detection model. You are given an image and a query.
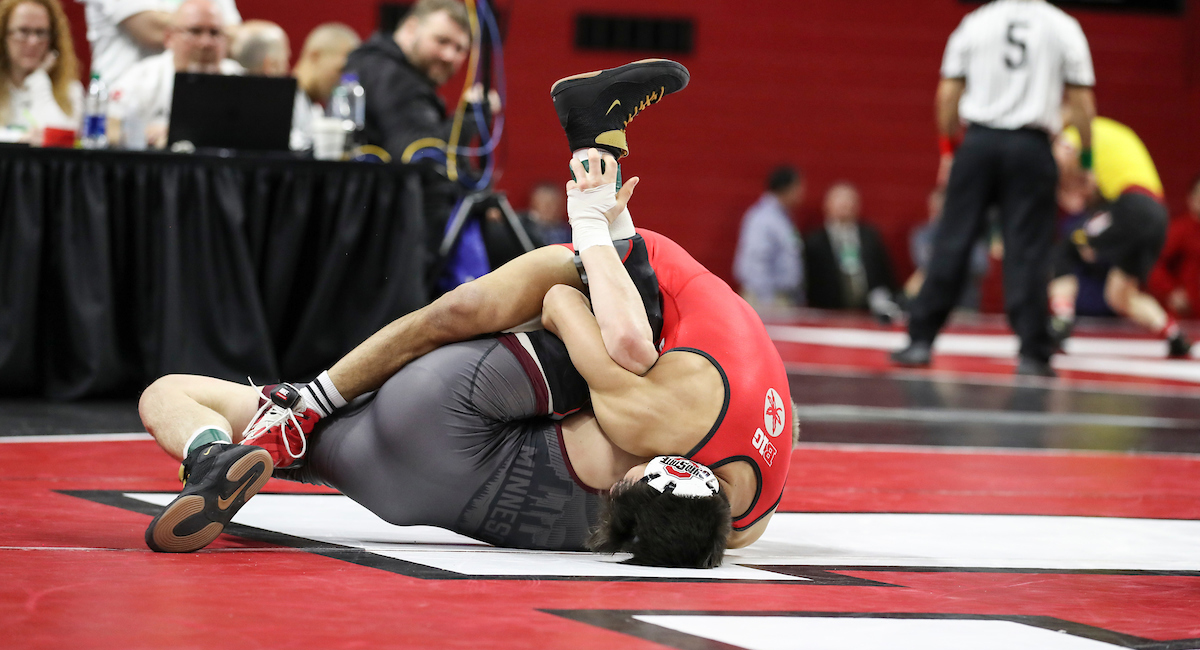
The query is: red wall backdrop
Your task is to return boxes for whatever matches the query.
[61,0,1200,293]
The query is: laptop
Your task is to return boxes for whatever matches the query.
[168,73,296,151]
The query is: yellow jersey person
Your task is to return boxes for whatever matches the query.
[1049,116,1190,358]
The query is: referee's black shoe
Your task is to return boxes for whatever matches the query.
[551,59,689,160]
[1168,332,1193,359]
[1015,355,1057,378]
[145,443,273,553]
[890,341,932,367]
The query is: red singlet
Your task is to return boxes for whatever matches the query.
[638,229,792,530]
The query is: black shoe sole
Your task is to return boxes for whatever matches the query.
[145,447,272,553]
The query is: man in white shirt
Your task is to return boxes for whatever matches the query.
[892,0,1097,377]
[110,0,243,149]
[78,0,241,85]
[289,23,360,152]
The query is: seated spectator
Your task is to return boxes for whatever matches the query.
[343,0,497,170]
[804,181,897,312]
[522,181,569,246]
[0,0,81,141]
[733,165,806,310]
[110,0,243,149]
[904,188,992,311]
[79,0,240,85]
[229,19,288,76]
[1148,174,1200,317]
[290,22,360,151]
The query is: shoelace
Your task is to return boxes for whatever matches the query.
[240,380,308,460]
[623,86,665,127]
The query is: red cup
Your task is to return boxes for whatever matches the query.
[42,127,76,148]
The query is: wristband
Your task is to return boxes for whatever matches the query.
[938,134,960,157]
[1079,148,1093,171]
[568,183,617,252]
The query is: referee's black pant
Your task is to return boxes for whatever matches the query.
[908,124,1059,362]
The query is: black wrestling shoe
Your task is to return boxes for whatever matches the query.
[890,341,932,367]
[1167,332,1193,359]
[145,443,272,553]
[551,58,690,159]
[1015,355,1057,378]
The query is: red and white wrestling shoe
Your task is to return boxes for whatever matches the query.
[240,383,321,469]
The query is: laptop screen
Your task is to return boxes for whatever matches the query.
[168,73,297,151]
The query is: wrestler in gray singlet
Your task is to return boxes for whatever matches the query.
[278,338,601,551]
[278,236,664,551]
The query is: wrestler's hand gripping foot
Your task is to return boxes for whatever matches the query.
[144,443,272,553]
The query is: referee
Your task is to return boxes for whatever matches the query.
[892,0,1097,377]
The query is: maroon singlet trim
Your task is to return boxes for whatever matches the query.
[557,422,603,495]
[497,334,549,415]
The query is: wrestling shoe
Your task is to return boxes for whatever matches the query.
[240,383,321,469]
[144,443,272,553]
[551,58,689,159]
[1168,332,1193,359]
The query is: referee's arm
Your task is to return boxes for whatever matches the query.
[935,77,966,138]
[934,77,966,185]
[1063,85,1096,152]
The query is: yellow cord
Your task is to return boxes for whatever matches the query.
[445,0,481,182]
[401,137,448,163]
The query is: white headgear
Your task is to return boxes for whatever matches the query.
[641,456,720,498]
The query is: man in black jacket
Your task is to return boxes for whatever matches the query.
[343,0,492,166]
[804,181,897,312]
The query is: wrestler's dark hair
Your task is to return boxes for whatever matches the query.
[587,479,732,569]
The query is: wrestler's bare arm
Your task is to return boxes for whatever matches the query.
[542,284,722,457]
[326,245,583,401]
[327,152,654,401]
[568,150,659,374]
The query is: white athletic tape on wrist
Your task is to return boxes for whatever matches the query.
[570,149,633,240]
[568,183,617,252]
[641,456,720,498]
[609,207,635,240]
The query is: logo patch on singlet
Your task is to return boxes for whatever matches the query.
[752,429,778,466]
[764,388,786,438]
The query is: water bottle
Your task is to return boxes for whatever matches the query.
[328,73,365,152]
[82,73,108,150]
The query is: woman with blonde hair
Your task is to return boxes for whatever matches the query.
[0,0,82,141]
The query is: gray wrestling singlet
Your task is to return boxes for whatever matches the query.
[276,338,601,551]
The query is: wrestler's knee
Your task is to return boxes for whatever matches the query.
[433,281,501,339]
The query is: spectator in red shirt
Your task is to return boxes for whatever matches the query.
[1148,174,1200,317]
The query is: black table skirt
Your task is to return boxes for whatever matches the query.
[0,147,429,398]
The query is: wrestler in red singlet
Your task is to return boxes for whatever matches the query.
[638,228,792,530]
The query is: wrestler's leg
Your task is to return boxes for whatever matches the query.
[1105,268,1168,332]
[139,375,273,553]
[327,245,580,402]
[139,375,261,461]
